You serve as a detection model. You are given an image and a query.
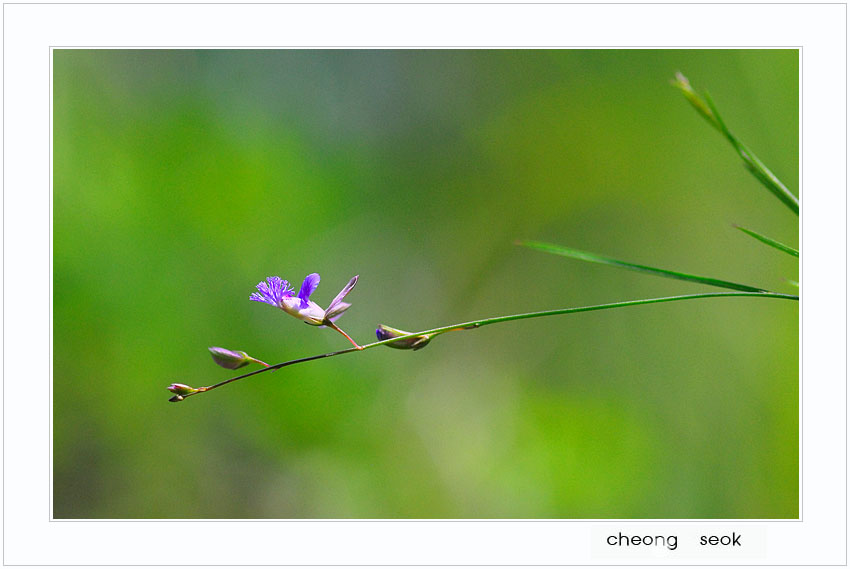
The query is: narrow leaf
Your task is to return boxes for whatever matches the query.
[734,225,798,257]
[703,93,800,215]
[743,161,800,215]
[674,73,799,216]
[519,240,767,293]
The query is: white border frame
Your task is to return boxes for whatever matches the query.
[4,2,845,566]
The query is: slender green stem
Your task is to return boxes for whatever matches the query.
[172,291,798,401]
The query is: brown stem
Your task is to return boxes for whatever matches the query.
[176,345,361,400]
[325,321,363,350]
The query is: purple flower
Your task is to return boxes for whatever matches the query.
[251,273,362,348]
[249,276,295,308]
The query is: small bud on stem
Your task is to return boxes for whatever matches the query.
[208,347,269,369]
[375,324,432,350]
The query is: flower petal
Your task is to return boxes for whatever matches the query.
[250,276,293,307]
[281,296,326,325]
[298,273,321,309]
[325,275,358,319]
[324,301,351,322]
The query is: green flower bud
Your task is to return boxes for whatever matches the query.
[375,324,432,351]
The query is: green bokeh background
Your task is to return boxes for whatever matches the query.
[53,49,799,519]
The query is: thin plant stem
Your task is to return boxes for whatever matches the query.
[172,291,798,401]
[326,321,364,350]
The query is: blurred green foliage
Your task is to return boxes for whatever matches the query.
[53,49,798,518]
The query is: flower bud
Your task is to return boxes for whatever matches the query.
[375,324,432,351]
[167,383,198,396]
[208,347,268,369]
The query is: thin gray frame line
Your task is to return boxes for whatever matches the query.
[47,46,55,532]
[2,5,4,565]
[45,47,804,523]
[8,560,844,567]
[797,45,800,524]
[51,518,803,522]
[50,45,802,48]
[43,48,805,525]
[7,1,849,4]
[41,45,800,556]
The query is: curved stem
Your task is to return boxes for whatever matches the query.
[173,291,798,401]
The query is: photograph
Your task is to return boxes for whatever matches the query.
[52,48,799,519]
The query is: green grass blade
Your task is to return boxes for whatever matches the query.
[519,240,767,293]
[703,93,800,215]
[741,161,800,215]
[734,225,799,257]
[671,72,721,131]
[673,73,799,216]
